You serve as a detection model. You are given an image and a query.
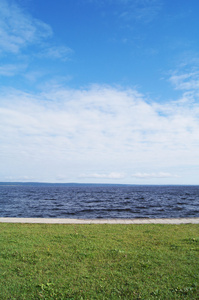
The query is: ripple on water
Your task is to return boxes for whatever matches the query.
[0,184,199,218]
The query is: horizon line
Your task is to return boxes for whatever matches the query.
[0,182,198,186]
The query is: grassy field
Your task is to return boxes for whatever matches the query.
[0,223,198,299]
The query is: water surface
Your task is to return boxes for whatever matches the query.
[0,184,199,219]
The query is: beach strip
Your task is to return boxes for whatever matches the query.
[0,217,199,224]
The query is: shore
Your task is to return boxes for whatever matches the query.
[0,217,199,224]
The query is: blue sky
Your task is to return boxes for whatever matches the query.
[0,0,199,184]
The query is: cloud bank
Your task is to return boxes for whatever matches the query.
[1,84,199,183]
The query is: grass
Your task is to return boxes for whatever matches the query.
[0,223,198,299]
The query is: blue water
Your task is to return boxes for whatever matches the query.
[0,184,199,218]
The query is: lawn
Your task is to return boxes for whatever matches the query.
[0,223,198,299]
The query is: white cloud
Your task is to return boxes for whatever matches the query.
[4,175,36,181]
[79,172,125,179]
[38,46,73,61]
[131,172,179,179]
[0,84,199,183]
[119,0,162,23]
[0,63,27,76]
[169,71,199,91]
[85,0,162,23]
[0,0,73,73]
[0,0,52,54]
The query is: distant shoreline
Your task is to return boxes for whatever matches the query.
[0,182,198,187]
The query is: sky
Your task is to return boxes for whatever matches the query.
[0,0,199,184]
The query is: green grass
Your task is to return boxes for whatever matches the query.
[0,223,198,299]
